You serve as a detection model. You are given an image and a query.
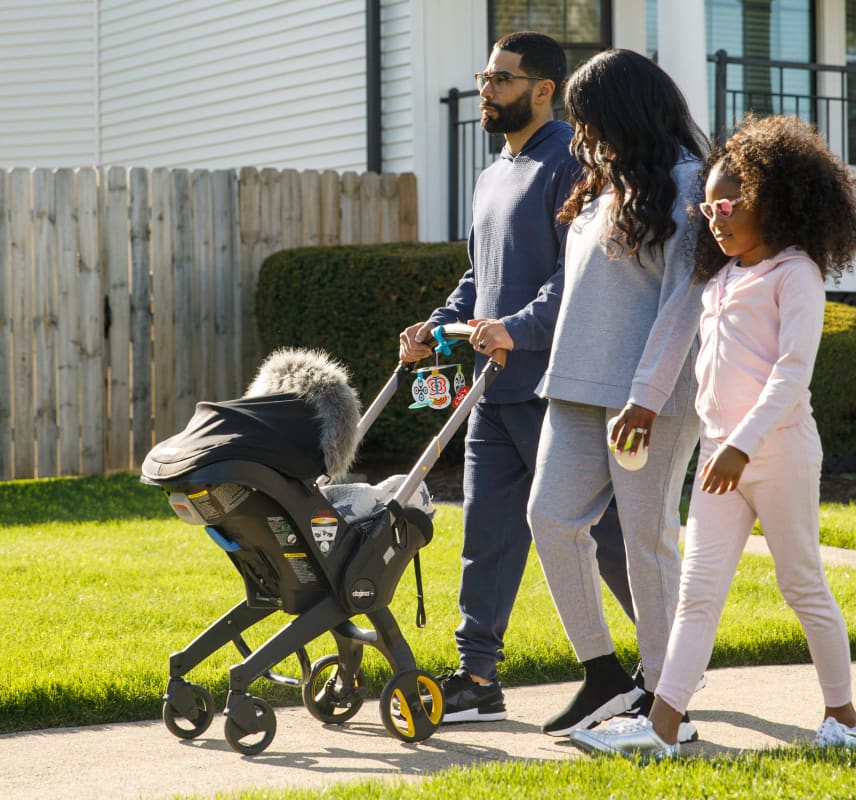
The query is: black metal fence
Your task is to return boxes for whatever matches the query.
[440,87,501,242]
[708,49,856,148]
[442,50,856,241]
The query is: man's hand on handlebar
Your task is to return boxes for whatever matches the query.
[468,319,514,355]
[399,321,435,363]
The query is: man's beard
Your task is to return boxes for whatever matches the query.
[480,90,534,134]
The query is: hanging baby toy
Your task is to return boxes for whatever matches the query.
[409,326,470,411]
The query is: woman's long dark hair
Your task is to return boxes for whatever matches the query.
[558,49,708,259]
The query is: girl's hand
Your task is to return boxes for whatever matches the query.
[699,444,749,494]
[610,403,657,454]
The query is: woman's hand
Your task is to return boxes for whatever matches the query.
[699,444,749,494]
[610,403,657,454]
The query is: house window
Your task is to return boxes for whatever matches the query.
[647,1,815,135]
[488,0,612,72]
[706,0,815,122]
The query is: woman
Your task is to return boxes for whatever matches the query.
[527,49,707,742]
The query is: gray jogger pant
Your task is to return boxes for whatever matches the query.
[457,399,633,681]
[527,398,699,688]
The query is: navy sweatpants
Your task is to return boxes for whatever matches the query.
[456,399,632,681]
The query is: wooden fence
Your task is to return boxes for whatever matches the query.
[0,166,418,481]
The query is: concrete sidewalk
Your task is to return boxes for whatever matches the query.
[1,662,852,800]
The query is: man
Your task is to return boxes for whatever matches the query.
[399,31,632,723]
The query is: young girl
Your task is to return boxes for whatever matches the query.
[569,114,856,760]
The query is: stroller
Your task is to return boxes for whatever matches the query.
[140,323,505,755]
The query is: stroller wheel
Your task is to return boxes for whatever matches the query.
[303,654,367,724]
[379,670,444,743]
[162,683,215,740]
[223,696,277,755]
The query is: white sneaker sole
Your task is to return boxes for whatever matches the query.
[442,707,508,723]
[545,686,645,737]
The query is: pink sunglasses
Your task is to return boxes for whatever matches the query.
[699,196,745,219]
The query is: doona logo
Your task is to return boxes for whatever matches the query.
[349,579,376,609]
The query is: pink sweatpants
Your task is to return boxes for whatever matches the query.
[656,416,853,713]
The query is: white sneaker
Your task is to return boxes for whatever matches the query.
[815,717,856,748]
[568,715,679,762]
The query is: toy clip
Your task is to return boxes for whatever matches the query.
[431,326,455,357]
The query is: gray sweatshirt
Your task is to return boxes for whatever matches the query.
[538,152,704,416]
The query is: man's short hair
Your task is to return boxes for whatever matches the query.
[494,31,567,100]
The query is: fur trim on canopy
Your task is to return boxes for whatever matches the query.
[244,348,361,481]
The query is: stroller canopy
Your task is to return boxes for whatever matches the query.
[141,394,326,482]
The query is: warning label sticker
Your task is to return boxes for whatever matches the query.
[310,514,338,555]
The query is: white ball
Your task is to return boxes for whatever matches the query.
[606,415,648,471]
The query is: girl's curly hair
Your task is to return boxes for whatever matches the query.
[558,49,708,259]
[694,114,856,282]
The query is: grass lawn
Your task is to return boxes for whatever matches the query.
[1,473,855,735]
[183,748,856,800]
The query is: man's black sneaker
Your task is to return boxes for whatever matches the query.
[623,689,698,743]
[440,668,507,723]
[542,679,644,737]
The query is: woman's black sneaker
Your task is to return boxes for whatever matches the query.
[440,668,507,723]
[542,680,644,736]
[543,653,645,737]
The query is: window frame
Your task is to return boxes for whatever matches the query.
[487,0,614,71]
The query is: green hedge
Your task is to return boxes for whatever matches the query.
[256,245,856,472]
[255,242,474,467]
[814,301,856,470]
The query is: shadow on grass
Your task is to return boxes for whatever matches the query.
[0,473,173,525]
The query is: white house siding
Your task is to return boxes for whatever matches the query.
[411,0,488,241]
[0,1,98,167]
[380,0,414,174]
[98,0,368,171]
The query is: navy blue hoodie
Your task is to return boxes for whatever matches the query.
[429,119,579,403]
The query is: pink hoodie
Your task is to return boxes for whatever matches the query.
[695,246,826,459]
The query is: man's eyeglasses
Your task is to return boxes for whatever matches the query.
[475,71,548,91]
[699,197,745,219]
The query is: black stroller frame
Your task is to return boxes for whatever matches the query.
[141,324,505,755]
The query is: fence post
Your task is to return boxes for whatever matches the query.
[0,171,11,479]
[33,168,58,477]
[360,172,381,244]
[129,167,152,467]
[280,169,302,249]
[9,168,35,478]
[191,169,215,403]
[55,169,81,475]
[212,169,238,400]
[320,169,340,245]
[78,168,105,475]
[339,172,361,244]
[713,50,728,147]
[105,166,131,470]
[379,172,400,242]
[442,88,461,241]
[398,172,418,241]
[151,168,176,441]
[301,170,322,247]
[238,167,261,387]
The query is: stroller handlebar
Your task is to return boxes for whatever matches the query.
[430,323,507,368]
